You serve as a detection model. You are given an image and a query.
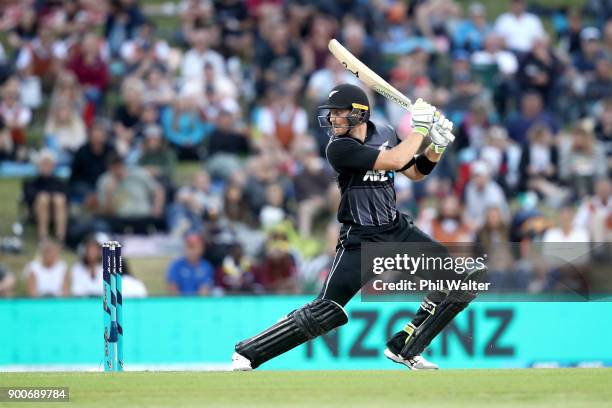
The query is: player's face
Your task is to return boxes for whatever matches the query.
[329,108,352,135]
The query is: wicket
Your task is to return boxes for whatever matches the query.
[103,241,124,372]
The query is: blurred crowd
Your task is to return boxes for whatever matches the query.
[0,0,610,298]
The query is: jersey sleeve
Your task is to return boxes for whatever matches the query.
[326,138,380,171]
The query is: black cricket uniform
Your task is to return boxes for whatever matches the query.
[319,120,445,306]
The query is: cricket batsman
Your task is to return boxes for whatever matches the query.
[232,84,486,370]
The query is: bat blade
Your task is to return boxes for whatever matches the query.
[328,39,413,111]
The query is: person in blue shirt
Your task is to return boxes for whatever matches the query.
[452,2,491,52]
[166,233,214,295]
[161,96,214,161]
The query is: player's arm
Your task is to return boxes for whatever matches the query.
[375,98,437,171]
[401,116,454,181]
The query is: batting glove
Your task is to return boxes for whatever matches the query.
[429,115,455,153]
[411,98,436,137]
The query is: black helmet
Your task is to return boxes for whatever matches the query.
[318,84,370,128]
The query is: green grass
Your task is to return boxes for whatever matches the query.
[1,369,611,407]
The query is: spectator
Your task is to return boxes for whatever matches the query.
[50,70,84,119]
[120,20,170,75]
[452,2,491,52]
[113,77,145,156]
[69,119,115,204]
[427,195,472,243]
[517,36,564,106]
[15,24,67,85]
[574,177,612,242]
[66,32,109,111]
[118,261,148,298]
[96,153,166,233]
[104,0,145,57]
[259,182,287,228]
[142,65,175,107]
[215,243,256,293]
[294,147,333,236]
[206,109,250,158]
[0,266,17,297]
[0,77,32,161]
[24,239,68,297]
[559,124,607,197]
[167,170,221,235]
[464,161,510,229]
[7,7,38,50]
[252,228,299,293]
[181,22,226,81]
[506,91,559,145]
[518,124,565,206]
[255,22,303,92]
[474,206,521,289]
[594,98,612,175]
[573,27,604,75]
[543,205,589,243]
[584,56,612,108]
[137,125,176,188]
[44,98,87,161]
[25,149,68,242]
[256,85,308,153]
[161,95,212,160]
[493,0,545,54]
[166,233,214,295]
[70,235,103,296]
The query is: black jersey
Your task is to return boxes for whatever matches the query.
[326,120,405,226]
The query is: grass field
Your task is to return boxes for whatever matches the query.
[1,369,611,408]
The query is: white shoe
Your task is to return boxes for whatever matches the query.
[231,352,253,371]
[384,348,439,370]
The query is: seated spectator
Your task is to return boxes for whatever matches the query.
[120,20,170,75]
[0,265,16,297]
[0,77,32,161]
[452,2,491,52]
[574,177,612,242]
[118,261,148,298]
[205,109,251,179]
[215,244,257,294]
[543,205,589,243]
[167,170,221,235]
[44,98,87,162]
[66,31,109,111]
[493,0,545,55]
[70,235,102,296]
[166,233,214,296]
[137,124,176,188]
[463,161,510,229]
[7,7,38,50]
[594,97,612,176]
[455,100,492,151]
[252,229,299,294]
[180,22,226,82]
[559,124,607,197]
[142,65,175,107]
[573,27,603,75]
[24,239,68,297]
[517,35,564,106]
[50,70,85,124]
[506,91,559,145]
[104,0,145,57]
[518,124,566,206]
[96,153,165,233]
[259,183,287,229]
[584,56,612,108]
[475,206,524,289]
[69,119,115,205]
[113,77,145,156]
[427,195,472,243]
[15,24,67,85]
[161,95,212,161]
[294,147,333,236]
[24,149,68,242]
[256,85,308,153]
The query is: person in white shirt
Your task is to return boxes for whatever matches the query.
[70,236,103,297]
[464,160,511,229]
[24,239,68,297]
[542,205,590,269]
[180,25,225,82]
[120,262,148,298]
[573,178,612,242]
[493,0,545,54]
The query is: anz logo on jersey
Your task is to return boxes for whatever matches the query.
[363,141,394,182]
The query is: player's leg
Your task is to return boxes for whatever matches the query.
[384,214,487,369]
[233,226,361,370]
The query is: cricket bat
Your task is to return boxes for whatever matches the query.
[328,38,414,112]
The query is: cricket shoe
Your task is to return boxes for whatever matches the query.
[383,348,439,370]
[231,352,253,371]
